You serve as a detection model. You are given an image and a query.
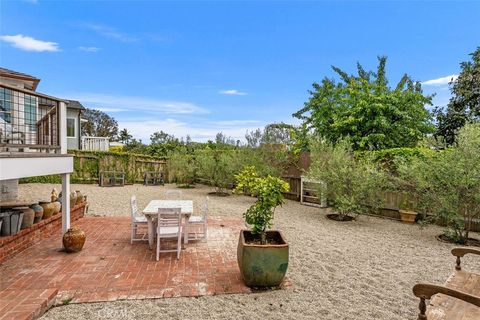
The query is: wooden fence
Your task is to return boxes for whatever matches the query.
[70,151,167,184]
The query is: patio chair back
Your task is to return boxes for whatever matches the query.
[157,207,182,226]
[130,195,147,244]
[156,207,182,260]
[130,195,140,221]
[165,189,183,200]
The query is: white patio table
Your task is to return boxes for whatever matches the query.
[142,200,193,249]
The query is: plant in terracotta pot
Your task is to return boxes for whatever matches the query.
[235,166,290,287]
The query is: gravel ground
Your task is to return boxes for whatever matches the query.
[18,183,480,320]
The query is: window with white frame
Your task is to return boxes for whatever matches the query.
[67,118,76,137]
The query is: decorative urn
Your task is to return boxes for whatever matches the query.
[63,227,86,253]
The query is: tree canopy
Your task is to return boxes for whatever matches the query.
[293,56,434,150]
[435,47,480,145]
[81,108,119,138]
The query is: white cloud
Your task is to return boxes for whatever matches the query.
[422,74,458,86]
[0,34,59,52]
[219,89,247,96]
[78,46,100,52]
[118,118,262,143]
[83,23,139,42]
[60,93,209,114]
[212,120,261,126]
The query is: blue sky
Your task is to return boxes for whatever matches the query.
[1,1,479,142]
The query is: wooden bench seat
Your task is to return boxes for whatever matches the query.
[413,248,480,320]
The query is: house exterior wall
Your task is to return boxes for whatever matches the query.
[66,108,80,150]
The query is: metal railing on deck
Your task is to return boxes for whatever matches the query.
[0,84,60,154]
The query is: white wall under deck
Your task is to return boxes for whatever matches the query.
[0,156,73,180]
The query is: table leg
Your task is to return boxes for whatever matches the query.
[147,216,154,250]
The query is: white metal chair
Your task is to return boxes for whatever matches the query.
[130,195,148,244]
[165,189,183,200]
[188,196,208,241]
[156,207,183,261]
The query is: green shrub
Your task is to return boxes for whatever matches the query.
[396,123,480,244]
[309,138,386,219]
[167,153,196,187]
[358,147,434,174]
[195,150,238,194]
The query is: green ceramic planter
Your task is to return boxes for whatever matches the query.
[237,230,289,287]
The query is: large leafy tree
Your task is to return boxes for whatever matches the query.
[435,47,480,145]
[293,56,434,150]
[81,108,119,137]
[150,130,177,144]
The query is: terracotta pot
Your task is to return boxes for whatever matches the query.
[39,201,55,219]
[63,227,86,253]
[399,209,417,224]
[75,190,84,205]
[30,204,44,223]
[52,201,61,215]
[14,207,35,229]
[70,192,77,209]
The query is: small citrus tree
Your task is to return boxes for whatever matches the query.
[235,166,290,244]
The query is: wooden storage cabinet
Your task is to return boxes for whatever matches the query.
[300,176,327,208]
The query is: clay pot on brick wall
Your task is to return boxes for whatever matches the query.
[14,207,35,230]
[39,201,55,219]
[52,201,61,215]
[63,227,86,253]
[30,204,44,223]
[70,192,77,209]
[75,190,84,205]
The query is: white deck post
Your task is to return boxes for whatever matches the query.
[60,101,71,239]
[59,101,67,154]
[62,173,71,236]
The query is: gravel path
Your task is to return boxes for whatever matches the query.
[18,183,480,320]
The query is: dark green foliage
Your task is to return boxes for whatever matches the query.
[117,128,133,144]
[359,147,434,174]
[81,108,118,137]
[293,56,434,150]
[396,124,480,244]
[308,138,386,219]
[435,47,480,145]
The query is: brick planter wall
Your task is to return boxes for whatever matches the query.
[0,203,86,263]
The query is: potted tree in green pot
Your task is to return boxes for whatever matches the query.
[235,167,290,287]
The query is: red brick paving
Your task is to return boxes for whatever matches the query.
[1,216,288,319]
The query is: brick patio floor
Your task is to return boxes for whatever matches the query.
[0,216,281,320]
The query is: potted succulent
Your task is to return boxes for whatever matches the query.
[235,166,290,287]
[398,193,418,224]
